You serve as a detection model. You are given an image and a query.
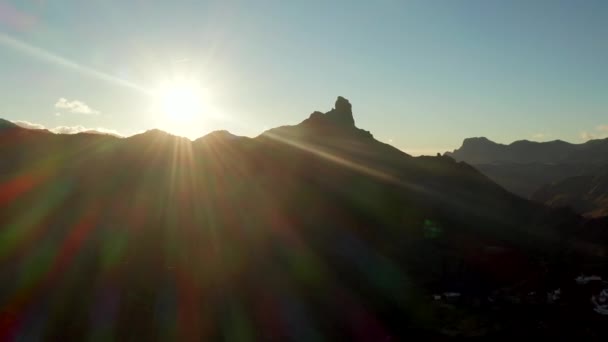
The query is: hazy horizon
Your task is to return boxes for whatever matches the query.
[1,0,607,155]
[6,113,608,157]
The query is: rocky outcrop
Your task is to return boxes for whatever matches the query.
[303,96,355,127]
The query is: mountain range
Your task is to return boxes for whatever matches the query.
[446,137,608,165]
[446,137,608,217]
[533,165,608,218]
[1,98,607,339]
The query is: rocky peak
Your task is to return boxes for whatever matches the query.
[335,96,352,114]
[325,96,355,126]
[264,96,373,141]
[461,137,493,147]
[304,96,355,127]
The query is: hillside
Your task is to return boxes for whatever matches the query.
[1,98,607,339]
[445,138,608,211]
[533,165,608,217]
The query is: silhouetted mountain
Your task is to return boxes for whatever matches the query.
[533,165,608,217]
[193,129,245,146]
[445,137,608,204]
[79,129,123,138]
[471,162,594,198]
[0,118,18,130]
[197,129,242,141]
[1,98,607,340]
[446,137,608,164]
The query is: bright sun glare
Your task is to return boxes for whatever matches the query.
[156,80,204,122]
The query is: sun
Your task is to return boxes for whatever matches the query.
[156,80,204,122]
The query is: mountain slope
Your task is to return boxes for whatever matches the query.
[533,165,608,217]
[445,137,608,201]
[1,98,607,340]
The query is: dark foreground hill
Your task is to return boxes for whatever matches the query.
[1,98,607,340]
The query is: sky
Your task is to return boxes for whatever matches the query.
[0,0,607,155]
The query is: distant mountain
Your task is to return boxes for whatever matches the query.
[193,129,246,146]
[446,137,608,164]
[79,129,123,138]
[533,165,608,217]
[1,98,607,340]
[471,162,594,199]
[445,137,608,210]
[196,129,243,141]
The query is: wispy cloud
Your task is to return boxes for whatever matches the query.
[10,120,122,137]
[51,125,88,134]
[532,132,550,140]
[52,125,122,137]
[580,131,596,141]
[12,120,46,130]
[55,98,100,115]
[580,124,608,142]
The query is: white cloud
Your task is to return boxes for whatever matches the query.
[12,120,46,130]
[51,125,87,134]
[86,127,123,137]
[597,125,608,132]
[580,124,608,142]
[9,120,122,137]
[580,131,596,141]
[51,125,122,137]
[55,98,100,115]
[532,133,550,140]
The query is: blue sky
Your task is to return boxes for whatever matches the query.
[0,0,606,154]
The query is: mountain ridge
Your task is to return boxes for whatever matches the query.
[1,97,607,339]
[446,136,608,164]
[533,164,608,217]
[444,136,608,206]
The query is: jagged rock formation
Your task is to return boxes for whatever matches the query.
[327,95,355,126]
[301,97,354,126]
